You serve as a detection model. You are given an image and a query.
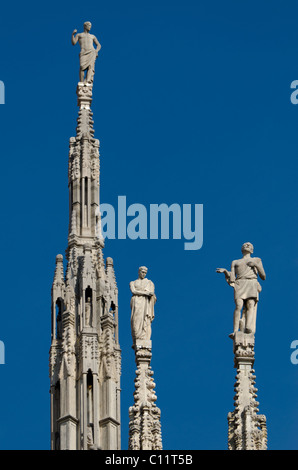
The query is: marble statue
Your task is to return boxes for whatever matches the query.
[130,267,156,344]
[71,21,101,83]
[216,242,266,338]
[64,284,75,313]
[85,297,91,327]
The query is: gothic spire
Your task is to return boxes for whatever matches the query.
[49,24,121,450]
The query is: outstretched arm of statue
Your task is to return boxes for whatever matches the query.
[216,263,235,287]
[216,267,232,284]
[71,29,78,45]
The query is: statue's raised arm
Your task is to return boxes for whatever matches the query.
[71,29,79,45]
[72,21,101,84]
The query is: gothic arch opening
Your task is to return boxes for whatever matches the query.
[85,287,92,327]
[56,298,63,339]
[87,369,94,447]
[54,381,61,450]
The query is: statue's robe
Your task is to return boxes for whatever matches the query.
[130,278,156,341]
[80,49,97,72]
[233,260,262,302]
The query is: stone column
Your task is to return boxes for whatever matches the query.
[128,340,162,450]
[227,332,267,450]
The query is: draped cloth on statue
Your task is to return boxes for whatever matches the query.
[233,262,262,302]
[80,49,97,71]
[130,278,156,342]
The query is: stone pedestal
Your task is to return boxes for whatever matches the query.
[128,341,162,450]
[227,332,267,450]
[77,82,93,109]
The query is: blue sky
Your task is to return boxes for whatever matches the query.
[0,0,298,450]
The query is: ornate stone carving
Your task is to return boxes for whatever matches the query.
[227,332,267,450]
[91,145,100,183]
[128,346,162,450]
[64,284,75,314]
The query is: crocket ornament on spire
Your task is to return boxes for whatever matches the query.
[71,21,101,83]
[216,242,266,339]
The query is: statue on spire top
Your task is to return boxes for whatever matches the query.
[130,266,156,347]
[71,21,101,84]
[216,242,266,339]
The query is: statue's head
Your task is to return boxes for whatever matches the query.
[241,242,254,254]
[138,266,148,279]
[84,21,92,32]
